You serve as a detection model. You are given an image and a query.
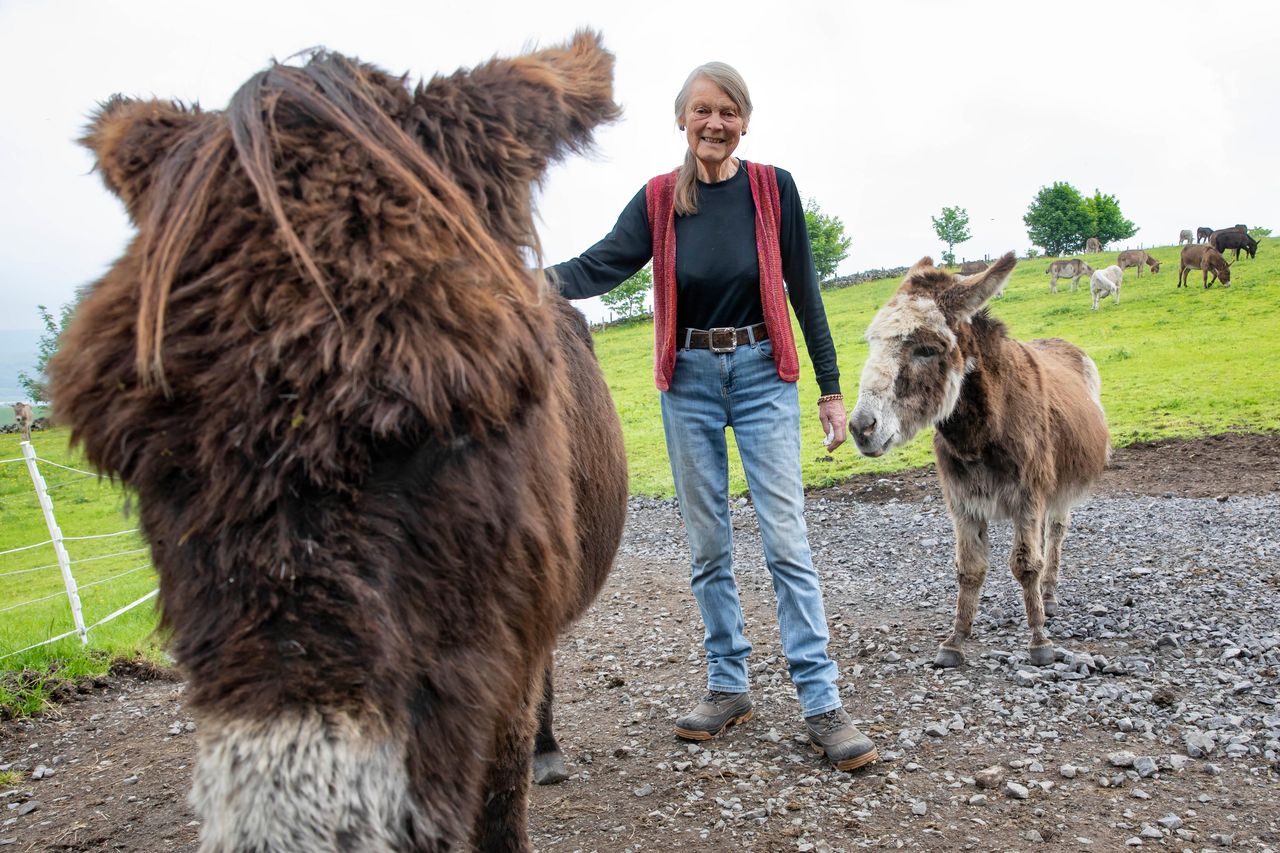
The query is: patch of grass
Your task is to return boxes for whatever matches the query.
[0,429,168,696]
[0,769,23,786]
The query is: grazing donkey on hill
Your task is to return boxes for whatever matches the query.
[1179,244,1233,288]
[1117,249,1161,277]
[1084,237,1101,254]
[50,33,627,853]
[1045,258,1093,293]
[1178,229,1194,245]
[848,254,1110,668]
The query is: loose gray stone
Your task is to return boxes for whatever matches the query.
[1005,781,1030,800]
[1108,751,1137,767]
[974,766,1004,789]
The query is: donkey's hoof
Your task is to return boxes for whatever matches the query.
[1043,600,1059,618]
[1028,644,1055,667]
[532,751,569,786]
[933,647,965,669]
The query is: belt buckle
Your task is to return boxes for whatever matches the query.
[708,327,737,353]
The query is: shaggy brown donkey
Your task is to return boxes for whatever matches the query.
[848,255,1109,668]
[50,33,626,853]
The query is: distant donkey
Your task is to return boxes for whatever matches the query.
[1084,237,1101,253]
[1178,229,1194,245]
[1045,258,1093,292]
[1117,249,1161,277]
[13,402,33,441]
[1179,244,1233,288]
[847,254,1110,668]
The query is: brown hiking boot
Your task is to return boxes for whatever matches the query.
[804,708,878,771]
[674,690,753,740]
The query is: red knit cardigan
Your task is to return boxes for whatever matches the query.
[644,161,801,392]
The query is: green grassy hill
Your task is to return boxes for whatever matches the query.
[595,237,1280,495]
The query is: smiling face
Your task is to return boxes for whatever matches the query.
[681,76,745,181]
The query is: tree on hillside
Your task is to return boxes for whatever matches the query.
[600,264,652,321]
[1023,182,1093,257]
[931,206,972,267]
[804,197,852,282]
[18,302,77,403]
[1083,190,1137,249]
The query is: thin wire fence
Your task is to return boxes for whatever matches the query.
[0,440,156,662]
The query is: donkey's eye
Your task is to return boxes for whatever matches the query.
[913,345,941,359]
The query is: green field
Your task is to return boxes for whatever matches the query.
[0,434,164,712]
[1,237,1275,710]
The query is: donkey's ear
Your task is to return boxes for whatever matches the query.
[942,251,1017,319]
[80,96,203,221]
[909,256,937,275]
[420,30,620,182]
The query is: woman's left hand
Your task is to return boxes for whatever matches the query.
[818,398,847,452]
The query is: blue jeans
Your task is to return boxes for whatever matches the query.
[660,337,841,717]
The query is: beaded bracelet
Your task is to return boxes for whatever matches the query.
[816,393,844,404]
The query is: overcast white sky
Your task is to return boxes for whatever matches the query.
[1,0,1275,329]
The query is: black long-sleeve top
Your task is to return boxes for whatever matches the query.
[548,164,841,395]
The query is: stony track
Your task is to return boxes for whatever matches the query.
[2,435,1277,852]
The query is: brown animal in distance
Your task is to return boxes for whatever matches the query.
[848,254,1110,668]
[12,402,33,441]
[50,34,627,853]
[1045,258,1093,293]
[1084,237,1101,253]
[1116,249,1161,277]
[1179,243,1233,288]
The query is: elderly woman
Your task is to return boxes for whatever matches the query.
[549,62,876,771]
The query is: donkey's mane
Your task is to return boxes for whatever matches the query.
[968,307,1008,341]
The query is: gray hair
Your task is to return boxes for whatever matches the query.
[673,63,752,215]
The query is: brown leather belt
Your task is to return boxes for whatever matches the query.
[680,323,769,353]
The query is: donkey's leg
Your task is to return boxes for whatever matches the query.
[531,662,568,785]
[935,513,989,668]
[1010,505,1053,666]
[472,664,541,853]
[1041,511,1070,618]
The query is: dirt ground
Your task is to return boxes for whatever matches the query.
[1,433,1277,853]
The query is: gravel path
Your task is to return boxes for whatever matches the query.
[1,435,1277,852]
